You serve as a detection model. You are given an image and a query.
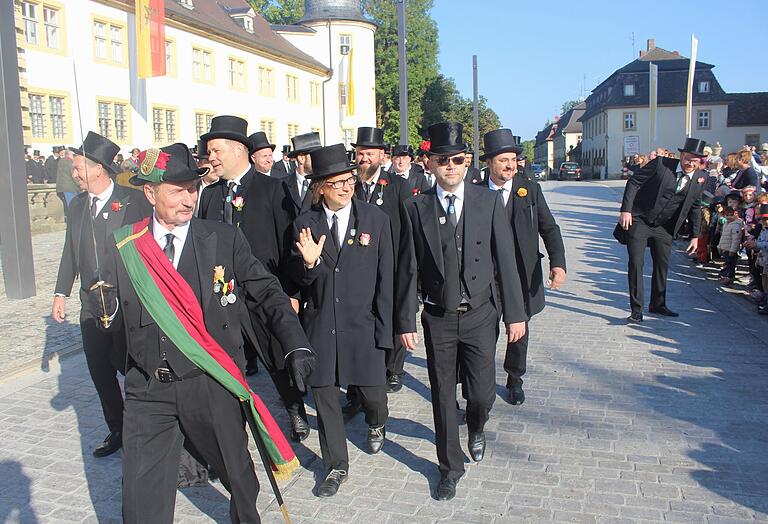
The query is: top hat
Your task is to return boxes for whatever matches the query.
[392,144,414,158]
[52,146,62,154]
[201,115,251,150]
[281,145,291,155]
[480,128,523,161]
[756,204,768,218]
[427,122,467,156]
[306,144,358,180]
[351,127,386,149]
[248,132,276,153]
[678,137,708,157]
[69,131,120,174]
[725,190,742,201]
[130,143,208,185]
[289,132,322,157]
[194,138,209,160]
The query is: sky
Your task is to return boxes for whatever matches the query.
[430,0,768,141]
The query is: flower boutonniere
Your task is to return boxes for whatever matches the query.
[358,232,371,246]
[412,187,420,196]
[111,201,123,212]
[516,187,528,198]
[378,179,388,188]
[697,176,705,185]
[231,196,245,211]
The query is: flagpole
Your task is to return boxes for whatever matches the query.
[685,34,698,138]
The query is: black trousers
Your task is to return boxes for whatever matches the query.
[312,384,387,472]
[122,368,260,524]
[421,301,499,479]
[80,317,126,434]
[385,337,407,377]
[626,220,673,313]
[503,321,529,387]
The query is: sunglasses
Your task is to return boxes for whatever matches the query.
[433,155,466,166]
[324,175,357,190]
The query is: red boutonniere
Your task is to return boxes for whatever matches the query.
[232,196,245,210]
[697,176,705,184]
[359,232,371,246]
[111,202,123,212]
[412,187,420,196]
[378,179,388,187]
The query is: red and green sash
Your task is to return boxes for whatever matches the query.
[114,218,299,479]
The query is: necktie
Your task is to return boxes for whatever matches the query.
[300,179,309,200]
[90,196,98,218]
[365,182,374,200]
[223,181,236,224]
[497,187,506,206]
[163,233,175,265]
[675,173,689,193]
[331,214,341,252]
[427,173,433,187]
[446,194,458,227]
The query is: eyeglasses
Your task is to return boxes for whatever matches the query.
[324,175,357,190]
[433,155,466,166]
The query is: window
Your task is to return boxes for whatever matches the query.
[97,100,129,142]
[178,0,194,8]
[311,127,321,135]
[93,18,125,65]
[195,112,214,138]
[698,81,710,94]
[624,84,635,97]
[29,94,45,138]
[233,15,253,32]
[28,89,70,142]
[339,84,348,107]
[260,120,275,143]
[286,74,299,102]
[152,106,177,144]
[287,123,300,139]
[697,110,711,130]
[164,39,176,76]
[228,58,246,90]
[310,82,321,106]
[43,6,60,48]
[192,46,214,83]
[258,66,274,96]
[22,1,65,51]
[745,134,760,148]
[339,34,351,55]
[342,128,354,147]
[623,112,636,131]
[22,1,38,45]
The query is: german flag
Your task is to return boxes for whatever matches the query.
[136,0,166,79]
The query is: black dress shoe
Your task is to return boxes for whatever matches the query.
[316,469,348,497]
[290,414,310,442]
[341,398,362,421]
[507,383,525,405]
[366,425,385,454]
[649,306,679,317]
[435,475,459,501]
[386,374,403,393]
[93,432,122,458]
[468,432,486,462]
[627,311,643,323]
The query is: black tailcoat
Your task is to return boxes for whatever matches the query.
[271,159,295,179]
[282,171,314,221]
[620,157,704,236]
[395,182,528,334]
[390,167,430,194]
[286,200,394,387]
[467,166,484,185]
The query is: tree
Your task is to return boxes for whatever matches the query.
[521,140,535,163]
[261,0,304,24]
[560,99,582,114]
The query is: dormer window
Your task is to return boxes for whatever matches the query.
[698,80,710,93]
[178,0,193,9]
[623,84,635,97]
[231,14,254,33]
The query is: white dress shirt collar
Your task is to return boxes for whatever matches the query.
[436,181,465,220]
[89,180,115,216]
[323,201,353,242]
[152,213,191,269]
[488,177,513,206]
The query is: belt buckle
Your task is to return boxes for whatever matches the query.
[457,303,470,313]
[154,367,176,383]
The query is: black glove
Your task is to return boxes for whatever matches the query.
[286,349,316,393]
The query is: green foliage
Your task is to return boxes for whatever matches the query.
[560,99,582,114]
[521,140,535,162]
[262,0,304,24]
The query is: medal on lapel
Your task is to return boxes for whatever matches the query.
[213,266,236,306]
[439,216,447,225]
[376,179,387,206]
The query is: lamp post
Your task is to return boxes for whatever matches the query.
[604,133,609,180]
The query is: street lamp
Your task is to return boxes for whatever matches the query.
[604,134,609,180]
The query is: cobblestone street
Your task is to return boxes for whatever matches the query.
[1,180,767,523]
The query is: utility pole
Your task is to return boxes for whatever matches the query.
[396,0,408,144]
[0,1,36,298]
[472,55,479,169]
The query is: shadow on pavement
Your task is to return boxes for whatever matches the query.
[0,460,38,524]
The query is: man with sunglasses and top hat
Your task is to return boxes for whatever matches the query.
[482,128,566,405]
[390,144,430,194]
[104,143,314,523]
[249,131,280,178]
[52,131,151,458]
[286,144,394,497]
[283,132,323,221]
[397,122,528,501]
[199,116,309,441]
[272,144,296,179]
[618,137,709,322]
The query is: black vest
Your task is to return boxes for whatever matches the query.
[78,211,109,290]
[653,181,688,231]
[437,201,469,310]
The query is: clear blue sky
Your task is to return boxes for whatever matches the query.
[431,0,768,141]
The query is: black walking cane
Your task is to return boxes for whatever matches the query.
[241,401,292,524]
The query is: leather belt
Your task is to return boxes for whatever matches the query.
[153,367,204,383]
[424,303,472,315]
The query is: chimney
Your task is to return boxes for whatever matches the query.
[647,38,655,51]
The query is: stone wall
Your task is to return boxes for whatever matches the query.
[27,183,66,234]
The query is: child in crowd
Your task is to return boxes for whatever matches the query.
[708,196,727,261]
[755,204,768,314]
[718,208,744,285]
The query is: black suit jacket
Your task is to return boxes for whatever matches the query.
[55,183,150,316]
[467,166,484,185]
[501,176,566,317]
[271,159,295,179]
[620,157,704,236]
[286,200,393,387]
[390,167,430,194]
[282,171,314,221]
[106,219,310,376]
[732,167,759,190]
[396,182,528,334]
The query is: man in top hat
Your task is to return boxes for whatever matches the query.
[283,132,322,220]
[52,131,151,458]
[105,143,314,523]
[193,137,219,218]
[200,116,309,441]
[249,131,280,178]
[45,146,60,183]
[482,128,566,405]
[397,122,528,501]
[382,144,393,172]
[390,144,430,194]
[348,126,412,400]
[464,146,484,185]
[272,144,296,179]
[618,137,709,322]
[286,143,394,496]
[27,149,45,183]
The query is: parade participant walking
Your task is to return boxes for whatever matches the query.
[52,131,150,458]
[482,128,566,405]
[287,144,394,497]
[199,116,308,441]
[283,132,322,220]
[617,138,708,322]
[390,144,430,194]
[249,131,279,178]
[397,122,528,501]
[109,143,314,523]
[272,145,296,179]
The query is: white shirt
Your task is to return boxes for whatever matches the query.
[323,201,352,245]
[360,168,382,199]
[296,172,308,197]
[424,171,435,187]
[228,166,250,192]
[89,180,115,216]
[675,164,691,191]
[436,181,465,221]
[393,167,410,180]
[488,178,513,206]
[152,212,191,269]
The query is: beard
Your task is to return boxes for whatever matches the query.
[359,162,381,182]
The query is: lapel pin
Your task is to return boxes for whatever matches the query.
[102,212,109,220]
[439,216,447,225]
[347,238,354,245]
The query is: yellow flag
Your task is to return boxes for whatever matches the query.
[136,0,166,79]
[347,48,355,116]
